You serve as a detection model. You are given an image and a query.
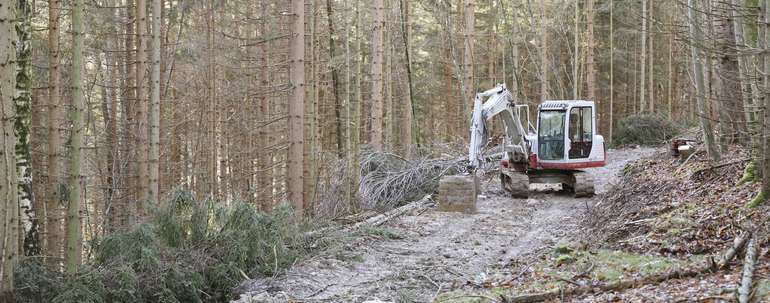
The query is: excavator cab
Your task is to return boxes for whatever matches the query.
[535,101,605,169]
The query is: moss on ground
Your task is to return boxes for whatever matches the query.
[746,189,768,208]
[435,249,704,302]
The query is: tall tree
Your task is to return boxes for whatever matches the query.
[399,0,415,154]
[15,0,36,255]
[46,0,64,268]
[539,0,548,100]
[148,0,161,207]
[463,0,475,108]
[370,0,385,150]
[66,0,85,273]
[586,0,596,102]
[688,0,721,162]
[1,0,19,297]
[640,0,647,112]
[136,0,149,214]
[147,0,162,205]
[288,0,306,215]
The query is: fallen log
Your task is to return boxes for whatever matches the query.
[738,236,758,303]
[504,232,750,303]
[304,195,434,239]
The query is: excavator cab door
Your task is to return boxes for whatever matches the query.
[568,107,593,159]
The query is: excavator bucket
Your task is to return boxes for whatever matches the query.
[437,175,479,213]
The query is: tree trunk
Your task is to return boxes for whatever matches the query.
[289,0,306,215]
[136,0,149,215]
[714,0,748,144]
[648,0,654,112]
[1,1,19,296]
[399,0,415,155]
[370,0,385,151]
[66,0,85,273]
[148,0,161,207]
[640,0,647,112]
[350,0,363,206]
[15,0,36,257]
[46,0,64,269]
[539,0,548,100]
[609,0,614,143]
[463,0,475,107]
[586,0,596,104]
[688,0,721,162]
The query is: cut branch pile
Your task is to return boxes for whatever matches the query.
[584,145,759,256]
[359,150,466,209]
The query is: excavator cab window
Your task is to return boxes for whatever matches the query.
[538,110,566,160]
[568,107,593,159]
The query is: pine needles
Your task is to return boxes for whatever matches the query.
[15,191,326,303]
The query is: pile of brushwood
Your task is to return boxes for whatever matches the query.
[579,143,770,301]
[15,191,327,303]
[359,149,466,209]
[613,114,681,146]
[584,145,763,255]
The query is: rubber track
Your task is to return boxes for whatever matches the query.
[501,170,529,198]
[573,171,595,198]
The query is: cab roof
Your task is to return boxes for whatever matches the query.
[539,100,595,110]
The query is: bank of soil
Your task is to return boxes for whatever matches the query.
[233,148,657,303]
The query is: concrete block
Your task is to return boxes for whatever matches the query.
[438,175,479,213]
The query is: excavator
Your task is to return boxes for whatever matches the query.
[465,84,606,198]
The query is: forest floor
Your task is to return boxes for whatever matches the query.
[233,147,665,303]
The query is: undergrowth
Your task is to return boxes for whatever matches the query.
[613,114,680,146]
[15,190,328,303]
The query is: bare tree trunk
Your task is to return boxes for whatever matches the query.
[539,0,548,100]
[46,0,64,269]
[586,0,596,104]
[399,0,414,155]
[136,0,149,215]
[66,0,85,273]
[463,0,475,106]
[640,0,647,112]
[1,1,19,295]
[609,0,614,143]
[370,0,385,151]
[688,0,721,162]
[258,0,273,211]
[289,0,306,215]
[573,0,579,99]
[649,0,654,113]
[149,0,161,207]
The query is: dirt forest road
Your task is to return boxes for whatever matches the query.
[234,147,657,303]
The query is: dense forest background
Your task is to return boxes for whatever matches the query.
[1,0,769,301]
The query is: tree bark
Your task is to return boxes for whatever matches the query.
[399,0,415,155]
[463,0,475,108]
[1,0,19,296]
[688,0,721,162]
[539,0,548,101]
[136,0,149,215]
[46,0,64,269]
[640,0,647,112]
[289,0,306,215]
[370,0,385,151]
[148,0,161,207]
[66,0,85,273]
[586,0,596,104]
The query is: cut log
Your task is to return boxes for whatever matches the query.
[304,194,434,239]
